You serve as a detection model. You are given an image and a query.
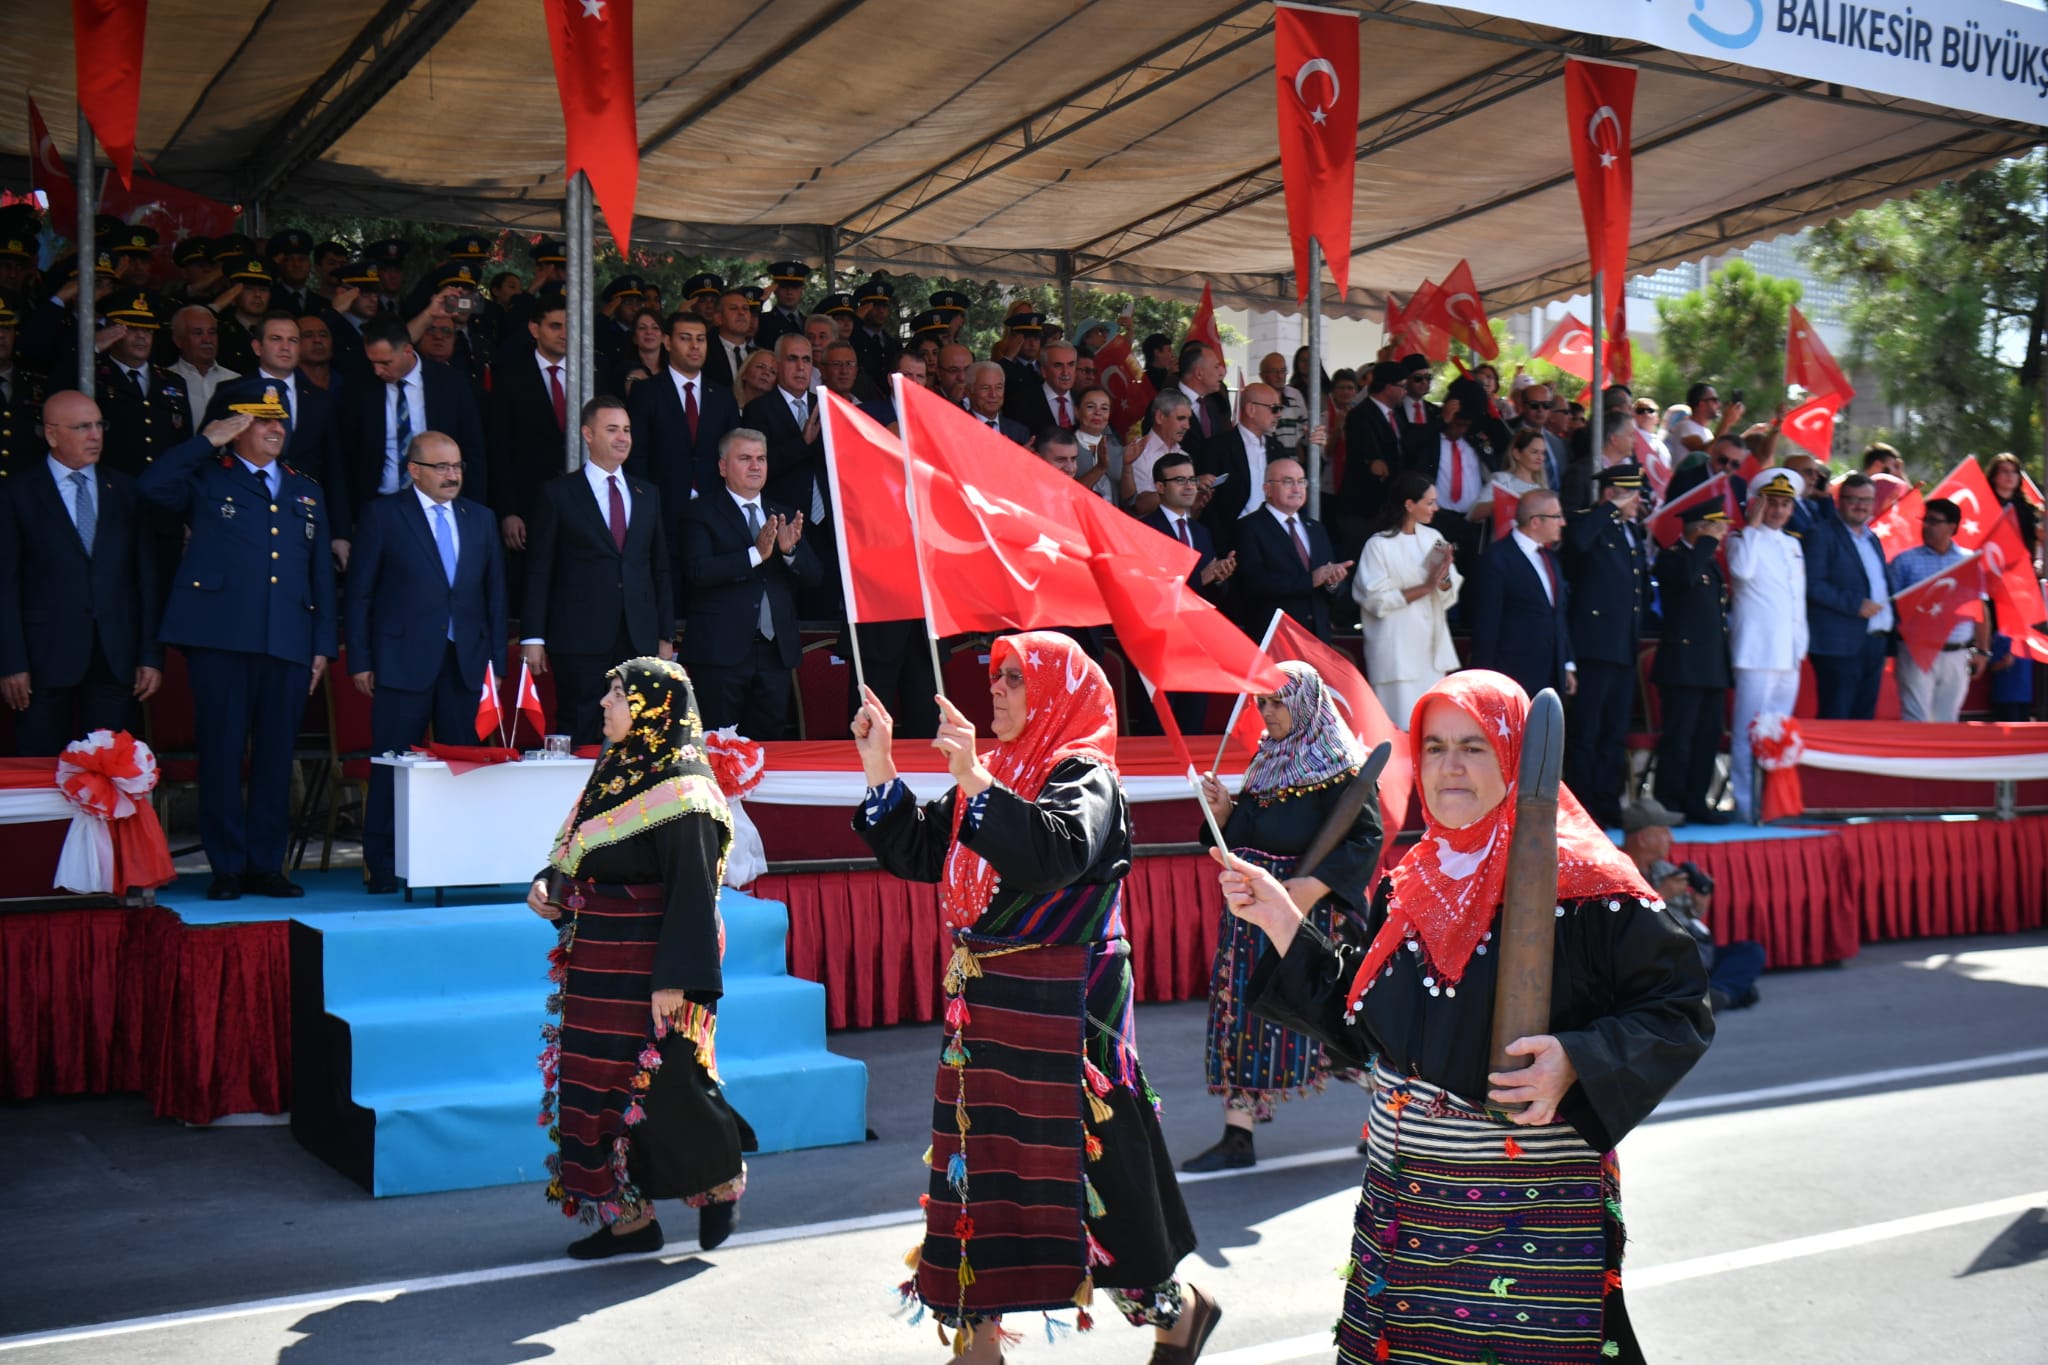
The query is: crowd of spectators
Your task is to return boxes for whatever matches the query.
[2,210,2044,897]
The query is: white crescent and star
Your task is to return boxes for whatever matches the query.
[579,0,605,16]
[1587,105,1623,169]
[1445,292,1482,326]
[1293,58,1340,126]
[1558,331,1593,356]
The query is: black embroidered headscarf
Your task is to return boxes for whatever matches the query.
[549,657,731,877]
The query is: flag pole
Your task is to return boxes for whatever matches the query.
[1305,237,1325,522]
[892,374,949,707]
[817,392,870,699]
[1211,610,1285,772]
[74,110,97,397]
[1141,670,1232,851]
[1588,269,1606,467]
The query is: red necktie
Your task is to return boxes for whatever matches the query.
[1288,516,1311,569]
[1057,393,1072,426]
[1197,399,1212,438]
[607,474,628,552]
[1449,440,1464,502]
[1175,516,1192,548]
[1410,399,1423,424]
[684,379,700,441]
[1541,547,1560,605]
[547,363,566,430]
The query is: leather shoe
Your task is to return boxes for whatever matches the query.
[1147,1284,1223,1364]
[242,872,306,898]
[567,1217,663,1260]
[365,874,400,895]
[698,1199,738,1250]
[1180,1127,1254,1173]
[206,874,242,901]
[1685,808,1735,826]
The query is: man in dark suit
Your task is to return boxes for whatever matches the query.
[334,316,487,542]
[1202,380,1307,553]
[678,428,822,739]
[963,361,1031,445]
[1233,456,1350,643]
[487,295,571,603]
[1003,340,1079,436]
[1171,341,1233,475]
[850,276,900,391]
[1469,488,1575,701]
[1336,361,1409,551]
[95,293,195,478]
[1652,505,1733,822]
[140,378,337,900]
[343,432,507,892]
[1512,382,1567,491]
[625,311,741,517]
[702,289,756,391]
[754,261,811,350]
[1559,464,1652,828]
[1803,472,1893,720]
[519,396,673,748]
[1139,449,1237,733]
[0,391,162,754]
[742,333,843,619]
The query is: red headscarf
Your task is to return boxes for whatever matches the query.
[939,632,1119,928]
[1344,670,1650,1009]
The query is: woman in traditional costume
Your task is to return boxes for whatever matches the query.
[528,658,754,1259]
[1215,670,1712,1364]
[1182,662,1382,1173]
[853,632,1221,1362]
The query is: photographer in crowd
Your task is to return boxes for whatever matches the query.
[1648,859,1765,1012]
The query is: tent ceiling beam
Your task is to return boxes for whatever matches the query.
[637,0,874,159]
[833,1,1273,249]
[247,0,480,203]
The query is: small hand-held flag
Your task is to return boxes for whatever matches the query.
[1929,456,1999,548]
[1184,281,1222,356]
[1893,554,1988,670]
[1781,391,1845,461]
[1786,305,1852,402]
[1533,314,1598,385]
[543,0,638,247]
[1434,258,1498,360]
[1273,2,1360,301]
[515,662,546,741]
[474,661,503,744]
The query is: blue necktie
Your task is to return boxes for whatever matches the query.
[433,503,458,639]
[389,379,413,491]
[69,470,95,554]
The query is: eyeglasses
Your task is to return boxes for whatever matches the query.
[50,421,108,433]
[1157,475,1199,486]
[1523,512,1565,523]
[408,459,468,473]
[1522,401,1552,410]
[1244,401,1282,413]
[1266,477,1308,489]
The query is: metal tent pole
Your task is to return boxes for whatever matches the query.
[74,112,96,396]
[564,172,592,471]
[1305,239,1325,521]
[1588,270,1606,469]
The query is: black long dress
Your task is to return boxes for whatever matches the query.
[1248,883,1713,1363]
[857,758,1199,1327]
[541,815,754,1222]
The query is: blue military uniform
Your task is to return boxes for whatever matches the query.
[1560,462,1653,827]
[1651,505,1733,822]
[138,378,337,896]
[0,293,48,479]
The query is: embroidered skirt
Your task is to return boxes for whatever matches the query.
[1204,847,1336,1104]
[1339,1063,1635,1365]
[540,880,752,1224]
[906,886,1195,1327]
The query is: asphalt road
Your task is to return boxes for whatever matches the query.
[3,932,2044,1364]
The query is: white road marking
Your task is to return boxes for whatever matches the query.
[6,1048,2043,1354]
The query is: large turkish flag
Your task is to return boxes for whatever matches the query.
[1564,59,1634,347]
[1274,3,1359,300]
[544,0,639,248]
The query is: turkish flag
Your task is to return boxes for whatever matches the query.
[1090,330,1155,439]
[1645,471,1742,549]
[1930,457,1999,548]
[1893,553,1987,670]
[1534,313,1598,384]
[1781,391,1845,460]
[1786,305,1852,400]
[1982,505,2048,641]
[1075,494,1284,700]
[1489,485,1520,541]
[1869,476,1925,561]
[28,97,78,234]
[1397,278,1451,363]
[1384,292,1405,341]
[1185,281,1222,356]
[474,662,502,742]
[1434,259,1498,360]
[819,392,924,623]
[73,0,148,190]
[1564,58,1634,345]
[2022,471,2045,511]
[544,0,638,249]
[515,661,547,740]
[895,378,1107,637]
[1274,2,1359,302]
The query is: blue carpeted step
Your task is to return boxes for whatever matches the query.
[342,992,548,1093]
[365,1080,549,1197]
[719,887,789,978]
[313,906,556,1009]
[720,1049,869,1152]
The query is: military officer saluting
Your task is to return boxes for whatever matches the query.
[849,275,899,389]
[681,272,725,329]
[138,377,336,901]
[1558,460,1653,828]
[1651,502,1735,825]
[0,294,49,479]
[95,292,194,478]
[266,228,325,316]
[755,260,812,348]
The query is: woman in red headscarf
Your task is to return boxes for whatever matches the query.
[853,631,1219,1363]
[1215,670,1712,1365]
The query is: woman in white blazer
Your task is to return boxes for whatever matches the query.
[1353,472,1463,723]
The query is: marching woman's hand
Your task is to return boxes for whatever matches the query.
[1209,845,1303,957]
[1199,770,1235,826]
[934,695,993,798]
[651,988,688,1031]
[852,684,898,786]
[527,878,559,921]
[1488,1035,1579,1125]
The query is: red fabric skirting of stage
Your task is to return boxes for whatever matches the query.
[4,816,2043,1114]
[0,907,289,1124]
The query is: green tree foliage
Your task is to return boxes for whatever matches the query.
[1652,259,1803,418]
[1804,152,2046,476]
